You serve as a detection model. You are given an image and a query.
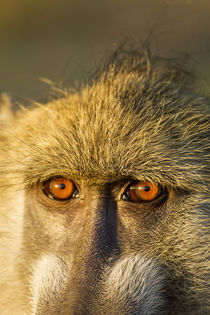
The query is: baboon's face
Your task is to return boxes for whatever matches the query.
[26,176,169,313]
[0,55,209,314]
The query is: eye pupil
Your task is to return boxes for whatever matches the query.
[143,186,150,192]
[59,183,66,190]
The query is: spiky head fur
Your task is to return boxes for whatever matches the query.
[0,49,209,314]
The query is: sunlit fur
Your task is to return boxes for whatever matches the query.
[31,255,69,314]
[0,49,209,314]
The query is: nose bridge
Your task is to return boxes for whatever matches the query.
[88,190,119,259]
[55,189,120,313]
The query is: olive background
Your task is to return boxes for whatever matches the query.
[1,0,210,104]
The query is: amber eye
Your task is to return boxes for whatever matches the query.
[128,181,160,202]
[43,177,75,200]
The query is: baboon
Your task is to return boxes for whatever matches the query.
[0,48,209,315]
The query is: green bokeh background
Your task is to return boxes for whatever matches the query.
[1,0,210,104]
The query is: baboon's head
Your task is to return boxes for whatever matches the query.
[0,50,209,314]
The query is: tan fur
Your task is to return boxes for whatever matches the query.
[0,49,209,314]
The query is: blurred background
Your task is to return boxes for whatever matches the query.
[0,0,210,104]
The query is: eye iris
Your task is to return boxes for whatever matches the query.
[129,181,159,202]
[136,181,159,201]
[49,178,74,200]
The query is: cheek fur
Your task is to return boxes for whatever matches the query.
[98,255,168,314]
[30,254,69,314]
